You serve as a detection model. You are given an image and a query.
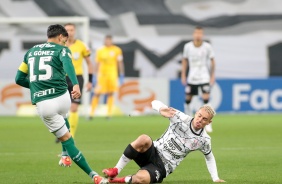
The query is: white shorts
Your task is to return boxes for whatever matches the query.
[36,91,71,138]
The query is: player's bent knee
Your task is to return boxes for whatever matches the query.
[137,134,151,145]
[132,134,152,152]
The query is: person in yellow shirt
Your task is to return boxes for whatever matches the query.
[90,35,124,118]
[64,23,93,138]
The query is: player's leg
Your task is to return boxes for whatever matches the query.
[69,75,84,138]
[90,94,100,117]
[103,134,153,178]
[36,92,106,183]
[106,93,114,118]
[108,170,150,184]
[59,118,71,166]
[55,76,74,143]
[106,77,118,118]
[201,83,213,132]
[184,84,197,115]
[108,140,166,183]
[90,76,105,118]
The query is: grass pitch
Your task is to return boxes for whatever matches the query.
[0,114,281,184]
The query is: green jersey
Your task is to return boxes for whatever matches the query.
[21,42,78,105]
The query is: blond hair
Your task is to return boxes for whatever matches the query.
[199,104,216,119]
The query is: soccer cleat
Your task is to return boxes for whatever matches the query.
[102,167,118,179]
[109,177,126,183]
[94,175,108,184]
[59,156,72,167]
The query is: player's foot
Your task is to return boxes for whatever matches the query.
[108,177,126,183]
[87,116,93,121]
[94,175,108,184]
[102,167,118,179]
[59,156,72,167]
[205,124,213,133]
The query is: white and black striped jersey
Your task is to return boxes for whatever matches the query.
[153,110,212,176]
[182,41,215,85]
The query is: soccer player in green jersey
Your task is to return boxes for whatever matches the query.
[15,24,107,184]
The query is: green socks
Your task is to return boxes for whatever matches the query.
[62,137,97,178]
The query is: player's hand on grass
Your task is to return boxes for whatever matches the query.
[159,107,176,118]
[71,84,81,99]
[214,179,226,182]
[85,82,92,92]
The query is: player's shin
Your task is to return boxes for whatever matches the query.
[90,96,99,117]
[104,144,136,178]
[62,137,98,179]
[107,95,114,117]
[69,111,78,137]
[115,154,131,173]
[61,119,70,156]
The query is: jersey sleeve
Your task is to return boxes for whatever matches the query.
[182,44,189,59]
[116,47,123,62]
[208,44,215,59]
[82,42,91,57]
[204,151,220,181]
[170,110,192,124]
[60,47,78,85]
[200,137,212,155]
[15,53,29,88]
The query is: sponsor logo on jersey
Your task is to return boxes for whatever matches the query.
[170,138,182,151]
[163,140,181,159]
[34,43,55,48]
[33,88,55,98]
[155,170,160,182]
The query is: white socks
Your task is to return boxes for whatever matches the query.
[125,176,132,183]
[115,154,131,173]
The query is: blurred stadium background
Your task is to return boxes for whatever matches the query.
[1,0,282,116]
[1,1,282,184]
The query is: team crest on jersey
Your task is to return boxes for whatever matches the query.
[191,139,199,150]
[72,52,79,60]
[109,51,115,57]
[62,48,66,56]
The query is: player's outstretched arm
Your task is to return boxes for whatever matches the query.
[152,100,175,118]
[204,152,226,182]
[152,100,192,123]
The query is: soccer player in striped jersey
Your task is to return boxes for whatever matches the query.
[15,24,106,184]
[101,100,225,183]
[181,26,216,133]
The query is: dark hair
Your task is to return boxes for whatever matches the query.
[64,23,76,27]
[105,35,112,39]
[47,24,68,38]
[195,26,203,30]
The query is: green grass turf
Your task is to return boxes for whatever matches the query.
[0,114,281,184]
